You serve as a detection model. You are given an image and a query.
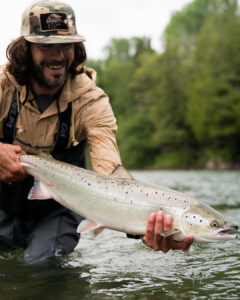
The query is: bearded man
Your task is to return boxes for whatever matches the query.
[0,0,193,263]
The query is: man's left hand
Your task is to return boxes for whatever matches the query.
[142,211,193,252]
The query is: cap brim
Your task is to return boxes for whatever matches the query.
[24,34,86,44]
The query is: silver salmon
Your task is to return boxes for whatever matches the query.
[20,154,238,243]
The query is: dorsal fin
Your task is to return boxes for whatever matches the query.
[38,151,53,159]
[111,164,134,180]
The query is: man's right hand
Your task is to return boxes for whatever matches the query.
[0,144,28,183]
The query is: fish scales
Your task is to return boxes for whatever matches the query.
[20,154,238,243]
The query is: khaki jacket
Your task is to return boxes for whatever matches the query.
[0,66,122,175]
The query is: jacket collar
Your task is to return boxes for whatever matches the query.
[3,66,96,118]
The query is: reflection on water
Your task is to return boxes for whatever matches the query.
[0,170,239,300]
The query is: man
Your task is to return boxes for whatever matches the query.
[0,0,193,262]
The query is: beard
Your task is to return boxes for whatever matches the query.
[30,59,70,89]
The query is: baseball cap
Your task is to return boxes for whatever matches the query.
[21,0,86,44]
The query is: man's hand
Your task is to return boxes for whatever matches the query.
[142,211,193,253]
[0,144,28,183]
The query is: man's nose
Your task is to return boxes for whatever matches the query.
[50,45,64,59]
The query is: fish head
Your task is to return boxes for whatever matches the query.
[180,202,238,243]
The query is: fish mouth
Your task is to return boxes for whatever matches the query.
[215,226,238,240]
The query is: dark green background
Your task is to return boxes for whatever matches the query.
[87,0,240,169]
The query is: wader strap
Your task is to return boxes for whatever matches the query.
[2,89,18,144]
[1,89,72,152]
[53,101,72,152]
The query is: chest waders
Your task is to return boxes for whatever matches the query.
[0,89,86,262]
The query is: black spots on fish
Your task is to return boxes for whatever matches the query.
[155,192,158,195]
[98,181,100,184]
[140,190,143,193]
[105,186,108,190]
[162,193,165,196]
[200,220,202,223]
[88,183,91,186]
[168,196,171,200]
[160,207,163,211]
[125,191,128,194]
[130,200,133,204]
[146,193,149,196]
[114,197,117,201]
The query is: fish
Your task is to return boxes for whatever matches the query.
[20,154,238,243]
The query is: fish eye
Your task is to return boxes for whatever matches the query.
[211,220,220,228]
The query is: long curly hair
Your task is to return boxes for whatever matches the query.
[6,36,87,86]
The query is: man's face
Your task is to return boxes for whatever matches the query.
[30,43,75,89]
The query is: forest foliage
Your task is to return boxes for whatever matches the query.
[86,0,240,169]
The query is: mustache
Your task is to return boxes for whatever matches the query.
[41,60,67,67]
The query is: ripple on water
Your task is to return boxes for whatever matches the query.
[0,170,239,300]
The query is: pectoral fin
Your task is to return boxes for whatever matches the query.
[159,228,181,237]
[28,179,52,200]
[77,219,105,237]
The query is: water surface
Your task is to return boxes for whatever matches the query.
[0,170,239,300]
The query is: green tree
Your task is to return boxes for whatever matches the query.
[187,0,240,161]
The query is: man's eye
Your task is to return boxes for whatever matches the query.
[62,43,73,48]
[39,45,50,50]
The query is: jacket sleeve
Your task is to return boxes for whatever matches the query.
[81,91,122,175]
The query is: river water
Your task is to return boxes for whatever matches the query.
[0,170,239,300]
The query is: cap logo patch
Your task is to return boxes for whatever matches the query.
[40,12,68,32]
